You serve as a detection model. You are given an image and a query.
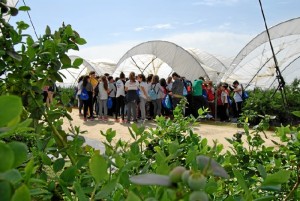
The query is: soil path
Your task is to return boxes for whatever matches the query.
[62,108,280,151]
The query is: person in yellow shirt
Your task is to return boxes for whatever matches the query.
[89,71,98,89]
[89,71,98,118]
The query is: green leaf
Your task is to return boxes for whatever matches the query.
[75,38,87,45]
[60,166,77,184]
[257,164,267,179]
[61,93,70,106]
[130,174,172,187]
[105,128,116,143]
[0,96,22,127]
[253,196,276,201]
[53,158,65,173]
[0,142,14,172]
[233,169,251,198]
[89,153,108,184]
[73,57,83,67]
[0,180,13,201]
[6,50,22,61]
[114,154,125,168]
[74,181,88,201]
[262,170,291,186]
[0,169,22,184]
[11,184,31,201]
[8,142,28,168]
[130,142,140,155]
[24,159,34,183]
[9,7,18,16]
[40,152,52,166]
[18,6,30,11]
[64,25,73,36]
[292,111,300,118]
[95,179,117,199]
[60,54,71,67]
[196,155,229,179]
[125,191,141,201]
[45,25,51,35]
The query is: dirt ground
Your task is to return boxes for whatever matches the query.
[62,108,280,151]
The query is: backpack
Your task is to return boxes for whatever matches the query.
[80,88,89,100]
[241,84,249,100]
[107,96,113,109]
[183,80,192,96]
[162,94,172,110]
[148,84,158,100]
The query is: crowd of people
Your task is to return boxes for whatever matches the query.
[75,71,246,123]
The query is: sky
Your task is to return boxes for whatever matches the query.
[9,0,300,63]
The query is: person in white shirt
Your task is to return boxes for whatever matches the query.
[125,72,139,123]
[137,74,149,121]
[232,80,243,118]
[150,75,164,117]
[76,76,84,116]
[115,72,126,122]
[97,76,109,121]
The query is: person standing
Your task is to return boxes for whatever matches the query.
[169,72,184,110]
[81,75,94,121]
[107,76,116,116]
[115,72,126,122]
[150,75,163,118]
[192,77,205,118]
[137,74,149,121]
[89,71,98,117]
[220,84,230,122]
[98,76,109,121]
[125,72,139,123]
[232,80,243,118]
[76,76,84,116]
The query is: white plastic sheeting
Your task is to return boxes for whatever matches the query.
[223,17,300,89]
[186,48,230,83]
[113,55,173,79]
[116,40,209,81]
[58,56,116,87]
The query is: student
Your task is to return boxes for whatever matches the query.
[169,72,184,110]
[137,74,149,121]
[98,76,109,121]
[125,72,139,123]
[115,72,126,122]
[232,80,243,118]
[107,76,116,116]
[81,75,94,121]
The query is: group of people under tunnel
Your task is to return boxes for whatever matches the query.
[75,70,246,123]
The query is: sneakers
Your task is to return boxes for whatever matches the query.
[115,118,119,122]
[83,117,87,121]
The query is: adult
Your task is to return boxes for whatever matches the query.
[107,76,116,116]
[76,76,84,115]
[169,72,184,110]
[192,77,206,118]
[115,72,126,122]
[232,80,243,118]
[81,75,94,121]
[97,76,109,121]
[125,72,139,123]
[150,75,164,118]
[137,74,149,121]
[220,84,230,122]
[89,71,98,117]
